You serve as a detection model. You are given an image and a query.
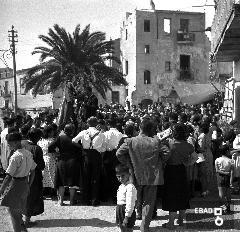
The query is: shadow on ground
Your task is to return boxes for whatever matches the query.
[36,218,116,228]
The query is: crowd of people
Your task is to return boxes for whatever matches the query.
[0,100,239,232]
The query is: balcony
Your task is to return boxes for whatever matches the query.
[1,91,12,98]
[177,32,195,44]
[211,0,240,62]
[177,69,194,81]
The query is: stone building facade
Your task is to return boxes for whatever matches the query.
[120,8,212,105]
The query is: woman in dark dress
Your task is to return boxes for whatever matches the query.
[21,128,45,227]
[162,123,194,229]
[48,123,82,206]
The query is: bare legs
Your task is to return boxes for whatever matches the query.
[69,187,76,205]
[218,187,231,211]
[57,186,76,205]
[58,186,65,205]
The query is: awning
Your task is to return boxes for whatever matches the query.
[180,91,216,105]
[174,83,220,105]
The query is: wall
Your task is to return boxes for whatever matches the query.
[234,59,240,81]
[120,11,137,104]
[95,85,126,106]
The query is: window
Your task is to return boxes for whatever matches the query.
[144,20,150,32]
[180,55,190,70]
[125,60,128,75]
[180,19,189,32]
[4,81,8,94]
[180,55,191,80]
[112,91,120,103]
[5,100,9,108]
[126,29,128,40]
[125,88,128,97]
[144,70,151,84]
[145,45,150,54]
[164,18,171,34]
[165,61,171,72]
[20,78,26,95]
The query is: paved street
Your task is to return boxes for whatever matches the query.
[1,194,240,232]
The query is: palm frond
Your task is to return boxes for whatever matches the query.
[26,23,124,97]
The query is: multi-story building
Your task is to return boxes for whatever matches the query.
[120,6,213,106]
[211,0,240,123]
[0,68,52,116]
[0,68,14,109]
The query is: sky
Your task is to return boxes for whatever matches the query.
[0,0,215,70]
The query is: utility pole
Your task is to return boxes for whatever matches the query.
[8,25,18,114]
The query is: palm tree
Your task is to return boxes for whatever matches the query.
[23,24,126,98]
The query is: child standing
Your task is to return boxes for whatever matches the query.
[116,164,137,232]
[215,144,234,213]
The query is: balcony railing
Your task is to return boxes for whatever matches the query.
[177,69,194,81]
[177,32,195,43]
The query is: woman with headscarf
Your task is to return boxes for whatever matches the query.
[48,124,82,206]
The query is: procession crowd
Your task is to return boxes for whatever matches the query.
[0,101,240,232]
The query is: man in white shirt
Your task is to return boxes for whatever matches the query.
[72,116,105,206]
[103,118,123,202]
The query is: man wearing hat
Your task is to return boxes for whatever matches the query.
[72,116,105,206]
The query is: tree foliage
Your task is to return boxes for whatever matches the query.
[23,24,126,98]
